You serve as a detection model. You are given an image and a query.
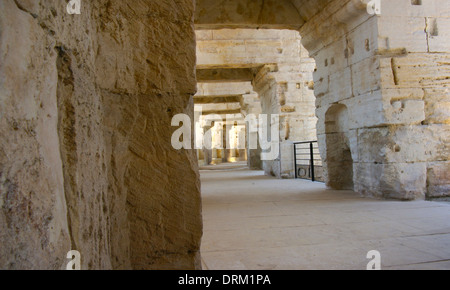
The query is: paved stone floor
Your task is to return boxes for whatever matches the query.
[200,163,450,270]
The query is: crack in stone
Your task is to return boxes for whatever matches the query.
[12,0,38,19]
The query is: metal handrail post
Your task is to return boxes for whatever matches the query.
[310,142,315,182]
[294,143,298,179]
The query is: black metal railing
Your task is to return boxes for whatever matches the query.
[294,141,323,182]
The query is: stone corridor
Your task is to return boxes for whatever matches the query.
[1,0,449,270]
[200,164,450,270]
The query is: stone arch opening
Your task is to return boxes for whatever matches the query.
[324,104,354,190]
[194,0,360,183]
[195,28,318,178]
[195,1,439,197]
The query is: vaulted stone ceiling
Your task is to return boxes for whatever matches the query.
[195,0,335,30]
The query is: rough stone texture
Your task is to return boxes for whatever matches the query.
[195,0,449,195]
[0,1,71,269]
[1,0,449,271]
[1,0,202,269]
[299,0,450,200]
[195,0,333,30]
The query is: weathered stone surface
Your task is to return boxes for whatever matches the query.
[354,162,427,200]
[300,0,449,199]
[196,1,449,195]
[427,161,450,198]
[1,0,449,271]
[1,0,202,270]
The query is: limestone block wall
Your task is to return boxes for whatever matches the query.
[253,62,317,178]
[196,82,254,97]
[253,66,282,177]
[0,0,202,269]
[197,29,306,68]
[300,0,449,200]
[375,0,450,199]
[302,2,383,194]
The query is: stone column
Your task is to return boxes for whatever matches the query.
[222,125,231,163]
[242,94,263,170]
[373,1,449,199]
[202,125,213,166]
[238,127,247,161]
[300,0,450,200]
[247,124,263,170]
[252,62,317,178]
[252,65,282,177]
[0,0,202,269]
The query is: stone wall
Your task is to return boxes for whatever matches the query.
[196,0,449,199]
[300,0,449,199]
[0,0,202,269]
[376,0,450,199]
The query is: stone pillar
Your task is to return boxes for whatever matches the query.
[253,62,317,178]
[222,125,231,162]
[238,127,247,161]
[252,65,282,177]
[202,125,213,165]
[243,94,263,170]
[0,0,202,269]
[373,0,450,199]
[247,124,263,170]
[300,0,450,200]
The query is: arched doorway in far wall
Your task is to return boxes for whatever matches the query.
[324,104,354,190]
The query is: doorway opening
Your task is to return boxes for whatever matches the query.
[324,104,354,190]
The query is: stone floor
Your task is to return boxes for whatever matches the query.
[200,163,450,270]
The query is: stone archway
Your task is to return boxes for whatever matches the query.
[195,0,450,200]
[196,28,318,178]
